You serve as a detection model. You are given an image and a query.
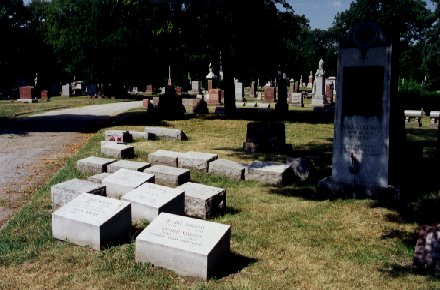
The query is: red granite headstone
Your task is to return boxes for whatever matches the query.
[19,86,33,99]
[176,87,182,95]
[40,90,49,101]
[208,89,223,105]
[263,86,276,102]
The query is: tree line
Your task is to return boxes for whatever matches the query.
[1,0,439,106]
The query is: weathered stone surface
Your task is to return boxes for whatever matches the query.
[76,156,116,175]
[101,141,135,159]
[104,130,133,143]
[52,193,131,250]
[148,150,181,167]
[144,126,188,141]
[87,173,111,184]
[107,160,150,174]
[51,178,106,210]
[102,168,155,199]
[143,165,190,186]
[176,182,226,219]
[122,183,184,222]
[136,213,231,280]
[178,151,218,172]
[245,161,291,185]
[130,131,149,140]
[208,159,246,180]
[286,157,315,182]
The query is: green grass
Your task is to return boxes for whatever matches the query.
[0,114,439,289]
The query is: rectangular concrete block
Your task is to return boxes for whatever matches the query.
[135,213,231,280]
[178,151,218,172]
[245,161,291,185]
[52,193,131,250]
[104,130,133,143]
[144,126,188,141]
[130,131,149,140]
[107,160,151,174]
[76,156,116,175]
[51,178,106,210]
[148,150,181,167]
[208,159,246,180]
[143,165,190,186]
[121,183,184,222]
[87,173,111,184]
[101,141,134,159]
[176,182,226,219]
[102,168,155,199]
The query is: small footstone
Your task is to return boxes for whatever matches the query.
[178,151,218,172]
[143,165,190,186]
[245,161,291,185]
[76,156,116,175]
[101,141,134,159]
[176,182,226,219]
[122,183,184,222]
[148,150,181,167]
[135,213,231,280]
[102,168,155,199]
[51,178,106,210]
[208,159,246,180]
[87,173,111,184]
[144,126,188,141]
[52,193,131,250]
[107,160,151,174]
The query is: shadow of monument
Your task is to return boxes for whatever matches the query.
[213,251,257,279]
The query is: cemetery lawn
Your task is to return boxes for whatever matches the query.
[0,96,126,121]
[1,116,439,289]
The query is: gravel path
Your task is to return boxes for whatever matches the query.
[0,101,142,229]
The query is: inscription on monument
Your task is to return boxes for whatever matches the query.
[152,218,205,247]
[340,122,385,158]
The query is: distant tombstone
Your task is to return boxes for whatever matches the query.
[40,90,49,101]
[19,86,33,99]
[62,84,70,97]
[243,121,293,154]
[146,84,153,95]
[190,81,202,95]
[250,81,257,98]
[158,86,184,119]
[234,79,244,101]
[208,89,223,105]
[291,93,304,107]
[311,58,326,108]
[318,22,401,198]
[206,63,217,91]
[263,86,276,102]
[307,71,313,88]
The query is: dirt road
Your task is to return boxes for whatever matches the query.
[0,101,142,229]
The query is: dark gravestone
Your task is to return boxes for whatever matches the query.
[158,86,184,119]
[19,86,33,99]
[275,78,288,113]
[263,87,276,102]
[243,122,293,154]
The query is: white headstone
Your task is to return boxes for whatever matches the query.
[102,168,155,199]
[135,213,231,280]
[52,193,131,250]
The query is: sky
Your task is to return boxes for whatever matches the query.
[288,0,352,30]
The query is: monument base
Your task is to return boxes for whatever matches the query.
[16,99,39,103]
[317,177,399,200]
[311,94,325,107]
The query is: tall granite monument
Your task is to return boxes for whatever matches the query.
[318,22,401,198]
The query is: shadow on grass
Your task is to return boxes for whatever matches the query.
[214,251,257,279]
[379,264,440,278]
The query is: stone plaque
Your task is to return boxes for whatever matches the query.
[135,213,231,280]
[52,193,131,250]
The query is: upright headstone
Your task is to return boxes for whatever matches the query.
[318,22,400,198]
[234,79,244,101]
[62,84,70,97]
[307,71,313,88]
[206,63,216,91]
[190,81,202,95]
[250,81,257,98]
[311,59,326,108]
[19,86,33,99]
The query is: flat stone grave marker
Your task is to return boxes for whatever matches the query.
[176,182,226,219]
[121,183,184,222]
[245,161,291,185]
[130,131,150,140]
[101,141,134,159]
[51,178,106,210]
[208,159,246,180]
[52,193,131,250]
[178,151,218,172]
[102,168,155,199]
[144,127,188,141]
[148,150,181,167]
[87,172,111,184]
[76,156,116,175]
[107,160,151,174]
[143,165,190,186]
[104,130,133,143]
[135,213,231,280]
